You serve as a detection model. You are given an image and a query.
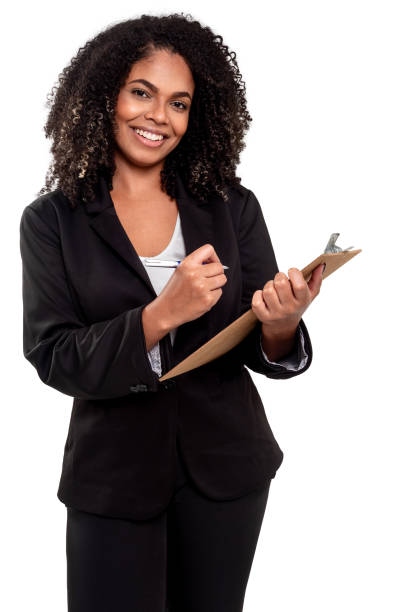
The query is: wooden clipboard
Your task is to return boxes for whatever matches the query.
[159,248,362,381]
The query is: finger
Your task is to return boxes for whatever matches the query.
[252,289,270,320]
[288,267,309,302]
[188,244,223,278]
[271,272,293,306]
[201,261,226,278]
[195,243,221,265]
[207,270,227,290]
[307,264,325,299]
[261,280,281,311]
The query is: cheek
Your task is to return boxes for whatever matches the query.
[115,93,140,119]
[174,114,190,137]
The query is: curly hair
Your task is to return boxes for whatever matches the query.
[38,12,253,207]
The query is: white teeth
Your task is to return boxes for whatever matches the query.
[134,128,164,141]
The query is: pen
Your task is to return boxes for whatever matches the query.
[142,258,229,270]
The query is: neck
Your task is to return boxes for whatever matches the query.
[112,152,165,198]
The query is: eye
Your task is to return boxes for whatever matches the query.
[131,88,149,98]
[172,101,188,111]
[130,89,188,111]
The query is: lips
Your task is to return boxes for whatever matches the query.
[130,127,168,148]
[130,126,169,138]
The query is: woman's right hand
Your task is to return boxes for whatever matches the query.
[154,244,227,330]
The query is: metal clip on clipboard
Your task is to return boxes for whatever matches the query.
[300,232,361,284]
[324,233,354,254]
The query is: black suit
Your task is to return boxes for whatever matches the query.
[19,172,313,521]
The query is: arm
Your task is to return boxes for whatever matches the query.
[259,325,309,371]
[20,204,162,399]
[233,189,313,379]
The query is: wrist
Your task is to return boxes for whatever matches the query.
[260,322,299,362]
[146,297,176,336]
[261,321,299,341]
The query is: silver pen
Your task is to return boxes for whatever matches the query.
[142,258,229,270]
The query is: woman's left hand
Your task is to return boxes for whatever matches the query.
[251,263,325,336]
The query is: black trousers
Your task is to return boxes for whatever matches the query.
[66,437,271,612]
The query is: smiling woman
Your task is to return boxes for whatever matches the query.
[38,13,253,207]
[20,11,320,612]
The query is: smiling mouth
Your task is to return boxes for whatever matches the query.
[130,127,169,148]
[131,127,168,140]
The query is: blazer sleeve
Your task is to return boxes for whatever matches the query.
[259,326,309,371]
[19,203,160,400]
[234,189,313,379]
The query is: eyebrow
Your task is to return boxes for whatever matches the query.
[127,78,192,101]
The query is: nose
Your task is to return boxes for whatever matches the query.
[144,97,169,125]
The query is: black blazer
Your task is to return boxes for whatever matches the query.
[19,172,313,521]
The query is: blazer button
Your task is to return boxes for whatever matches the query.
[130,384,149,393]
[161,379,176,390]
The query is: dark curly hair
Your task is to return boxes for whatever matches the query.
[38,12,253,207]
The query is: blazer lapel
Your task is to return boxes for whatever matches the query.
[175,171,215,265]
[86,175,158,297]
[85,172,216,364]
[172,174,216,362]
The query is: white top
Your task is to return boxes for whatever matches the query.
[138,212,307,377]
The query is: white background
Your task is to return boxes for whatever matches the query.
[2,1,407,610]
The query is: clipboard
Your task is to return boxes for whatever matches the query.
[159,234,362,381]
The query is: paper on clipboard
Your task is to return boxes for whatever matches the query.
[159,240,362,381]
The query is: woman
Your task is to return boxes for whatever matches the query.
[20,13,324,612]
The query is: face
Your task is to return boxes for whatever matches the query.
[113,49,195,169]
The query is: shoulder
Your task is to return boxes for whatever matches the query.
[23,187,72,218]
[224,180,252,202]
[19,188,75,242]
[211,181,261,239]
[222,180,262,221]
[20,186,80,225]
